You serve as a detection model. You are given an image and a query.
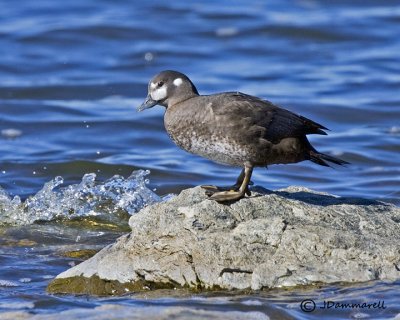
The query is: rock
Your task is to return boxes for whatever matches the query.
[48,186,400,295]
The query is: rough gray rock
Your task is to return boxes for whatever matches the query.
[49,186,400,294]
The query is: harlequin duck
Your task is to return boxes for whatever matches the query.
[138,70,348,202]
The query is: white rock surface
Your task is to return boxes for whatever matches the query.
[50,186,400,294]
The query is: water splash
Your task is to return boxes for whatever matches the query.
[0,170,167,226]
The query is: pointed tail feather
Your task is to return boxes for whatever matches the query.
[309,151,349,167]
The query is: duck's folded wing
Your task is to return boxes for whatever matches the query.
[211,92,328,144]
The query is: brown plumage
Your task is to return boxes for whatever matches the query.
[138,70,348,202]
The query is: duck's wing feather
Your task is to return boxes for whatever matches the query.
[210,92,328,144]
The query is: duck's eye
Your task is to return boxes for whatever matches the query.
[157,81,164,88]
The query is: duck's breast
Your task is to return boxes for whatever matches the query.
[164,99,253,166]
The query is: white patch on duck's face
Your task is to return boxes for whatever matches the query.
[150,82,157,89]
[150,85,167,101]
[173,78,183,87]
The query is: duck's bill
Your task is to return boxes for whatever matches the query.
[137,95,157,112]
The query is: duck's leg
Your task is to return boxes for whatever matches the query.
[207,165,253,202]
[201,169,251,194]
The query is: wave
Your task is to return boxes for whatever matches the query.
[0,170,170,226]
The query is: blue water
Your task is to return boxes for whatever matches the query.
[0,0,399,319]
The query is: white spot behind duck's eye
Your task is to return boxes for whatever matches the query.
[173,78,183,87]
[151,86,167,101]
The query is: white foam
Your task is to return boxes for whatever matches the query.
[0,170,166,226]
[0,301,34,309]
[0,280,19,287]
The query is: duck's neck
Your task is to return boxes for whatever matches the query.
[167,93,199,109]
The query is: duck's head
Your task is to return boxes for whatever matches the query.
[138,70,199,111]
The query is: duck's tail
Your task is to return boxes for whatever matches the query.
[309,150,349,167]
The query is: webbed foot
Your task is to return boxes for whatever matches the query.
[201,184,251,198]
[201,165,254,203]
[201,180,253,192]
[208,189,247,202]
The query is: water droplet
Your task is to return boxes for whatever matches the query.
[389,126,400,134]
[82,173,96,185]
[1,128,22,139]
[54,176,64,186]
[144,52,154,61]
[216,27,238,37]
